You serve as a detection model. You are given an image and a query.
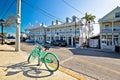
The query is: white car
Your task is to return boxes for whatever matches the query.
[5,36,15,44]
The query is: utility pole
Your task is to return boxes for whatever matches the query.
[15,0,21,51]
[0,19,5,45]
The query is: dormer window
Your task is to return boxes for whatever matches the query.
[115,12,120,18]
[47,29,50,32]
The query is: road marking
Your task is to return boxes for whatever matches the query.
[58,67,87,80]
[78,58,120,75]
[60,57,73,64]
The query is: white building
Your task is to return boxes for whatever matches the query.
[27,16,89,47]
[27,22,46,43]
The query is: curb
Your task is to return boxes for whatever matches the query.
[58,67,87,80]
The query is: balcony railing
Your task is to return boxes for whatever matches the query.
[101,26,120,33]
[46,31,80,36]
[101,28,112,33]
[113,27,120,33]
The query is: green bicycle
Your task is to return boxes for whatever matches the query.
[27,43,59,72]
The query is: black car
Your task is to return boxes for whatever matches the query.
[51,40,67,47]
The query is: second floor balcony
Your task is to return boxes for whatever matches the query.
[101,26,120,33]
[101,28,112,33]
[46,31,80,36]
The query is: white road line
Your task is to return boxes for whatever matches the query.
[60,57,73,64]
[78,58,120,75]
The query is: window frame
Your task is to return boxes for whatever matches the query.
[115,12,120,18]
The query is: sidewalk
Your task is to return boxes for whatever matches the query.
[0,44,83,80]
[78,47,115,53]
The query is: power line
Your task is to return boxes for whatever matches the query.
[2,0,16,18]
[22,0,64,23]
[21,7,32,22]
[62,0,84,15]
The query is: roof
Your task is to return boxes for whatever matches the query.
[27,22,45,30]
[99,6,120,22]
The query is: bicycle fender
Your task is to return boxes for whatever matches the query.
[46,52,59,60]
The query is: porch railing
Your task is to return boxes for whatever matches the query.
[101,26,120,33]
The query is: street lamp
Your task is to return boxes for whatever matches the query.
[0,19,5,45]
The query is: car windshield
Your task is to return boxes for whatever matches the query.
[7,36,15,39]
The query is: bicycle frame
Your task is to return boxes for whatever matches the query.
[29,45,59,63]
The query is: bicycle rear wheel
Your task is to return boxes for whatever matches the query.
[44,53,59,72]
[28,50,38,63]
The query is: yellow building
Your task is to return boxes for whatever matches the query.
[99,6,120,51]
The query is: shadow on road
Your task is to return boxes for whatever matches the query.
[0,49,15,52]
[0,61,53,78]
[69,48,120,59]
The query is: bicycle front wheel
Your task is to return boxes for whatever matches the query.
[28,50,38,63]
[44,53,59,72]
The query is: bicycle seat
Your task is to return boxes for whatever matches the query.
[44,45,50,50]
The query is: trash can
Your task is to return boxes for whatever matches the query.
[115,46,120,53]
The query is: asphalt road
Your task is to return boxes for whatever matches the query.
[11,42,120,80]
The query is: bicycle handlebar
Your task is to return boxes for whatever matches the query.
[35,42,50,51]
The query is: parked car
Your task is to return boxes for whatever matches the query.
[5,36,15,44]
[51,40,67,47]
[25,39,34,43]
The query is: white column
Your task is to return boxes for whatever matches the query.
[50,29,52,42]
[106,34,108,49]
[54,36,55,40]
[50,36,51,42]
[119,33,120,46]
[112,21,114,51]
[66,37,69,45]
[71,36,73,46]
[15,0,21,52]
[59,35,60,40]
[100,34,102,49]
[100,22,102,49]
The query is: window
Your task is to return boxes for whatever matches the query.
[47,29,50,32]
[104,24,110,29]
[102,35,106,39]
[46,37,50,41]
[114,35,118,46]
[70,29,72,32]
[77,28,79,30]
[115,12,120,18]
[107,35,112,46]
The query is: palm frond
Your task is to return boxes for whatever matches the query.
[4,14,16,27]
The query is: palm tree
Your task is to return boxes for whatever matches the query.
[82,12,96,47]
[4,14,16,27]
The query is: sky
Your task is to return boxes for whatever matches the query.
[0,0,120,35]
